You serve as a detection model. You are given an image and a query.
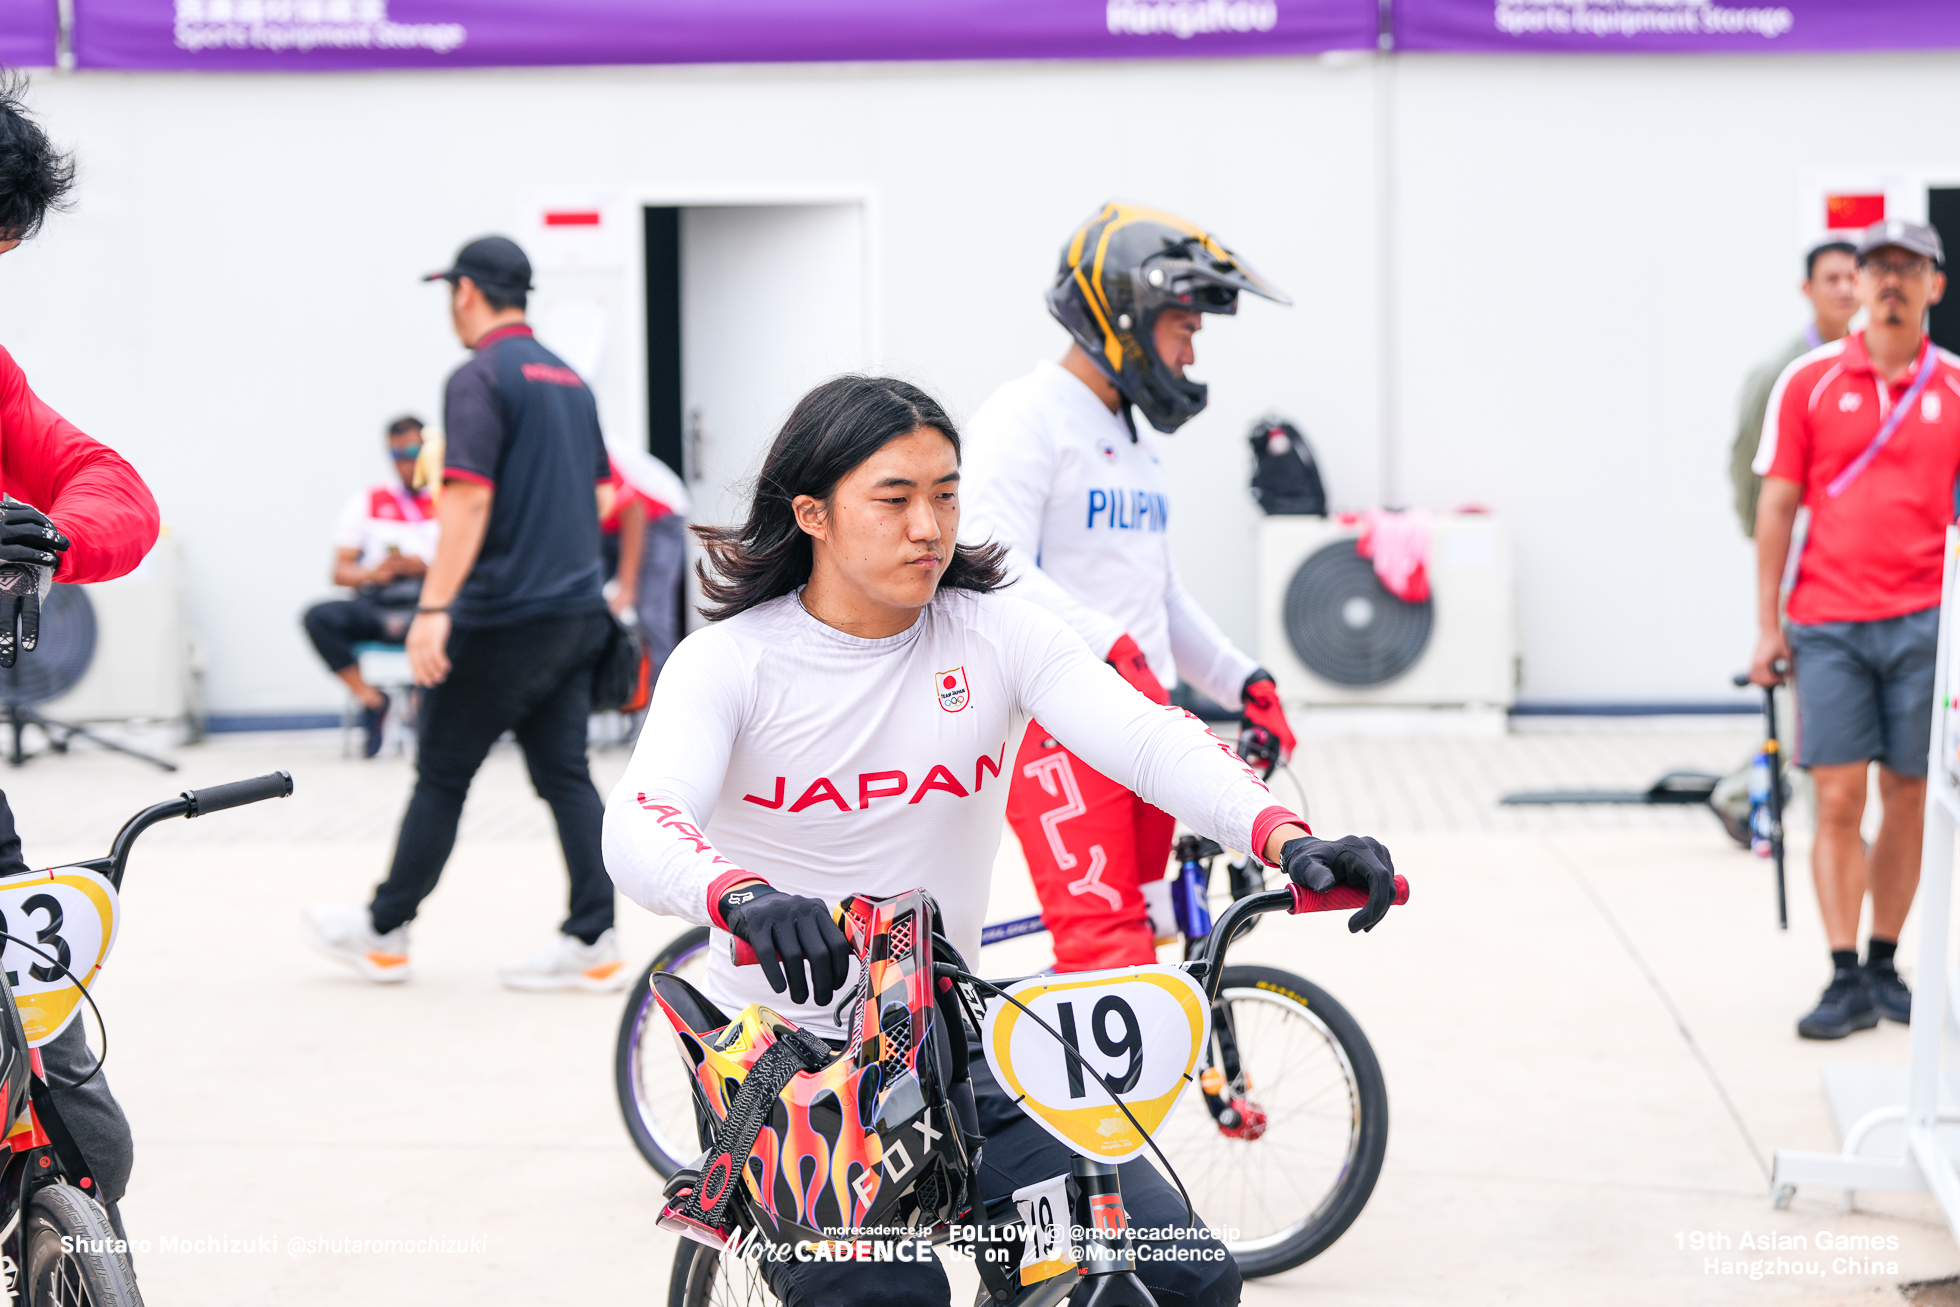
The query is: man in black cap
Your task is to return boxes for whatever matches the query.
[1751,218,1960,1039]
[303,235,627,993]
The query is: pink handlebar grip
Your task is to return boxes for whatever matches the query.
[1287,875,1410,915]
[732,938,759,967]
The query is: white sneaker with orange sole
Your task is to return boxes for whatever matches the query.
[302,903,412,984]
[499,928,627,992]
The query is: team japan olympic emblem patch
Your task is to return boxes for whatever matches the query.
[936,667,970,713]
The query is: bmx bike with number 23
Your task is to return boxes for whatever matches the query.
[619,846,1404,1293]
[0,771,294,1307]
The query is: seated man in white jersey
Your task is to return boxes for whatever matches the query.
[301,415,439,756]
[960,203,1299,972]
[603,374,1395,1307]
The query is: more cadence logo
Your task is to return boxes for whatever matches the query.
[172,0,468,54]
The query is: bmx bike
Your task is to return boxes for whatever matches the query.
[658,873,1406,1307]
[1730,658,1791,929]
[0,770,294,1306]
[622,851,1401,1284]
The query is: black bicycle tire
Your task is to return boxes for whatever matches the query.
[1203,966,1388,1278]
[669,1239,712,1307]
[617,926,713,1178]
[23,1182,142,1306]
[671,1238,788,1307]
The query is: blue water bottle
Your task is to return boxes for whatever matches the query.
[1747,747,1773,858]
[1172,852,1212,941]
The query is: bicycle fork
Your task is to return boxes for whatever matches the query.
[1068,1157,1154,1307]
[1196,1004,1265,1140]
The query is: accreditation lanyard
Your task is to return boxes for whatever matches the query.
[387,487,430,524]
[1825,342,1940,500]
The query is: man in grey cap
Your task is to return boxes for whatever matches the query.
[304,235,627,992]
[1751,219,1959,1039]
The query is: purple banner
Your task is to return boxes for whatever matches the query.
[1397,0,1960,53]
[1,1,59,67]
[71,0,1379,70]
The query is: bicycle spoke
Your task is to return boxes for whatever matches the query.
[1149,981,1375,1262]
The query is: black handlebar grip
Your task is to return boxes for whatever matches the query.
[183,771,294,818]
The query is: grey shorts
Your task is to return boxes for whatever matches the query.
[1788,606,1940,776]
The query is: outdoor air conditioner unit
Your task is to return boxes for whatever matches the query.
[1256,513,1517,710]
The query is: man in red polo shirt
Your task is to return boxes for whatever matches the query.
[1751,219,1960,1039]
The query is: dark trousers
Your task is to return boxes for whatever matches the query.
[761,1055,1240,1307]
[302,594,416,673]
[370,610,614,941]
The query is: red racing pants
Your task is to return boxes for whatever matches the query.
[1006,721,1176,973]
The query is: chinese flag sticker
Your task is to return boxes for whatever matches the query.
[1826,194,1885,230]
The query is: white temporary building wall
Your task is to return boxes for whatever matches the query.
[0,52,1951,717]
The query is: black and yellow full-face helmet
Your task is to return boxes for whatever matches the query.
[1046,201,1291,435]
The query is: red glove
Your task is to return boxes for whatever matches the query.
[1106,634,1169,705]
[1240,672,1295,774]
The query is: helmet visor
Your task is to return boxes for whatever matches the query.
[1154,237,1292,310]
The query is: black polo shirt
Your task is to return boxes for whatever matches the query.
[442,324,610,627]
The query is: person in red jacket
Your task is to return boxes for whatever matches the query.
[0,76,161,1257]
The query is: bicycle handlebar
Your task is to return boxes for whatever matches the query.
[726,874,1411,985]
[183,771,294,818]
[101,771,295,889]
[1732,658,1790,688]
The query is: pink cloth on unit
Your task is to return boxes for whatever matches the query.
[1355,509,1431,603]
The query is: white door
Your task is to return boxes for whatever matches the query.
[679,204,868,628]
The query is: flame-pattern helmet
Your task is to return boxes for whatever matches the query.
[1046,200,1291,435]
[655,890,974,1244]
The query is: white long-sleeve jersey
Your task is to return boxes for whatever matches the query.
[602,587,1296,1035]
[959,359,1260,709]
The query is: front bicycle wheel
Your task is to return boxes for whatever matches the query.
[23,1181,142,1306]
[616,926,713,1178]
[1147,966,1388,1278]
[668,1238,780,1307]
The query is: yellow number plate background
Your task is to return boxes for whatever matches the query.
[0,865,119,1047]
[982,964,1210,1163]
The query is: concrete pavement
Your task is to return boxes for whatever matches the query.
[0,721,1947,1303]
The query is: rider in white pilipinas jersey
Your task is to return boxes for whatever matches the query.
[960,202,1301,971]
[602,374,1394,1307]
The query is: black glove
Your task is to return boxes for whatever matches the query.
[0,498,67,571]
[719,882,852,1007]
[1280,835,1397,934]
[0,565,41,669]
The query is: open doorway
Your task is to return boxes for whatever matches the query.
[643,202,869,630]
[1929,188,1960,356]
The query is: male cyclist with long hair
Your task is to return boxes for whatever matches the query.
[960,202,1300,973]
[603,373,1393,1307]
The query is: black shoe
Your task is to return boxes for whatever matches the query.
[1797,968,1879,1040]
[1866,963,1912,1024]
[360,693,390,759]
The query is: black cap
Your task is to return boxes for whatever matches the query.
[422,235,533,293]
[1856,219,1945,268]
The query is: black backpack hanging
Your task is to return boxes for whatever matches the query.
[592,611,647,712]
[1248,417,1327,516]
